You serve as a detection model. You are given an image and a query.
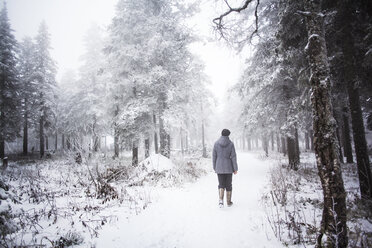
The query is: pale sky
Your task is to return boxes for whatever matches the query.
[4,0,244,101]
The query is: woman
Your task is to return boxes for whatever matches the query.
[212,129,238,208]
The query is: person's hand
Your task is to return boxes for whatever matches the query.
[234,171,237,175]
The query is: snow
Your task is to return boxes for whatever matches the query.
[140,153,174,172]
[92,152,283,247]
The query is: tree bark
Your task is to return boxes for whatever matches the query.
[23,103,28,155]
[62,134,65,149]
[305,131,310,150]
[145,138,150,158]
[309,129,314,151]
[294,127,300,164]
[347,83,372,199]
[114,105,119,158]
[287,136,298,170]
[40,115,44,158]
[262,135,269,157]
[132,140,138,166]
[0,139,4,159]
[342,108,353,163]
[276,133,281,152]
[281,136,287,156]
[45,135,49,151]
[271,132,274,151]
[159,115,170,158]
[66,136,71,150]
[304,1,348,246]
[55,133,57,151]
[153,114,159,154]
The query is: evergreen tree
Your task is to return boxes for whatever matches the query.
[33,21,57,158]
[0,4,21,158]
[106,0,204,160]
[18,37,37,155]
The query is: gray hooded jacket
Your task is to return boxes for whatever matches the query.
[213,136,238,174]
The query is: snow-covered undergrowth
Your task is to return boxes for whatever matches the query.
[261,152,372,247]
[0,152,207,247]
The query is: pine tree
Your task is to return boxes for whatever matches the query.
[0,4,21,158]
[18,37,37,155]
[106,0,204,160]
[33,21,57,158]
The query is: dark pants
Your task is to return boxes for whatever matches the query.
[217,174,232,191]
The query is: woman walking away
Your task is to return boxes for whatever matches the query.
[212,129,238,208]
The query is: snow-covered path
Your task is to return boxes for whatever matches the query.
[95,152,284,247]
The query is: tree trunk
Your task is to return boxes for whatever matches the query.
[132,140,138,166]
[287,136,298,170]
[159,115,170,158]
[304,2,348,246]
[66,136,71,150]
[262,135,269,157]
[145,138,150,158]
[276,133,281,152]
[40,115,44,158]
[342,108,353,163]
[62,134,65,149]
[281,136,287,156]
[93,135,99,152]
[271,132,274,151]
[45,136,49,151]
[153,114,159,154]
[348,83,372,199]
[114,128,119,158]
[309,129,314,151]
[337,0,372,201]
[113,105,119,158]
[255,138,258,149]
[0,139,4,159]
[336,123,344,164]
[247,136,251,150]
[55,133,57,151]
[305,131,310,150]
[294,127,300,164]
[23,105,28,155]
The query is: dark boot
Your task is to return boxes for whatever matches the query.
[227,191,233,207]
[219,188,224,208]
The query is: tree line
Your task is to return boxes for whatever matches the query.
[0,0,210,166]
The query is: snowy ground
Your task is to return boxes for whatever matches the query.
[92,152,283,248]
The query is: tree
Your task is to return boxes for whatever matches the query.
[214,0,348,246]
[106,0,205,161]
[301,1,348,246]
[0,4,21,158]
[33,21,57,158]
[334,0,372,201]
[18,37,37,155]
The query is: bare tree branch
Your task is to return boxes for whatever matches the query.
[213,0,260,42]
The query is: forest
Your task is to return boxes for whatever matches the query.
[1,0,372,247]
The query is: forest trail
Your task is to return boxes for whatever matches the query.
[95,152,284,247]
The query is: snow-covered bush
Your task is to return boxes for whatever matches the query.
[262,152,372,247]
[261,157,320,246]
[0,178,18,245]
